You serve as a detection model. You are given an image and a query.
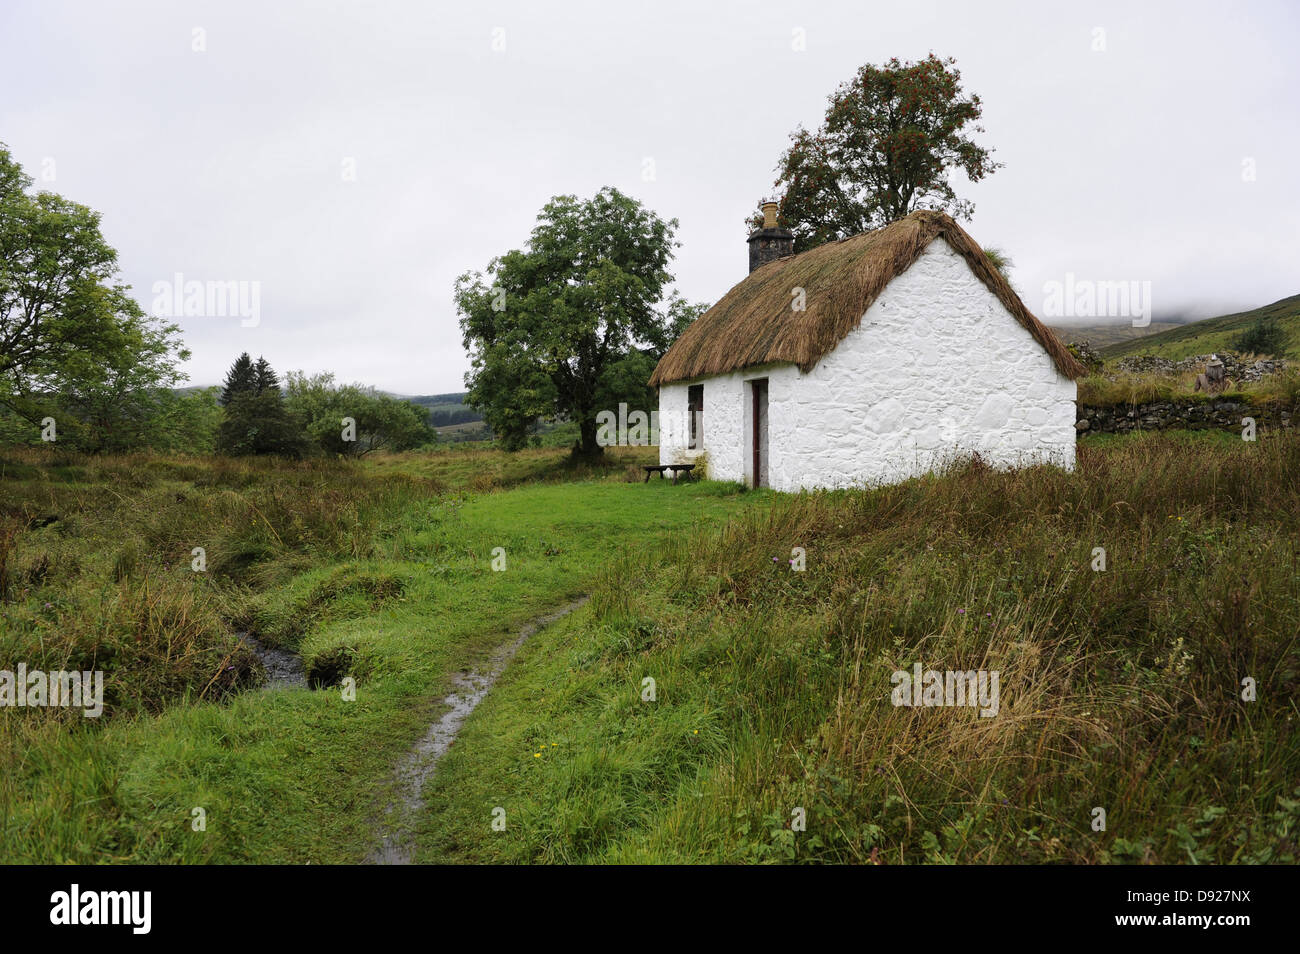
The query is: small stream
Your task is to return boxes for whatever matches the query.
[240,633,308,689]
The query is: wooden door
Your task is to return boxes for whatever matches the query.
[751,379,768,488]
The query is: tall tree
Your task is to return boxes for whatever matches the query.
[0,144,188,439]
[54,286,192,451]
[594,297,709,428]
[216,355,305,457]
[253,356,279,393]
[220,353,256,405]
[753,55,1001,251]
[456,187,696,457]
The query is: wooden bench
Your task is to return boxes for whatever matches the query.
[643,464,696,484]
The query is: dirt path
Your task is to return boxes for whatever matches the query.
[364,597,589,865]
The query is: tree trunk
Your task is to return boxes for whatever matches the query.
[573,416,604,460]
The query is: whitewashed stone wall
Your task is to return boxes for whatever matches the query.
[658,238,1077,491]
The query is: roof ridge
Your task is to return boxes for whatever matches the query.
[648,212,1086,386]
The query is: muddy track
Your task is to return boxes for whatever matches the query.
[364,597,589,865]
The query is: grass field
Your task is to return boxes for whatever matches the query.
[2,432,1298,863]
[1,444,753,862]
[412,430,1300,863]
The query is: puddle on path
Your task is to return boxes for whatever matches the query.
[366,597,589,865]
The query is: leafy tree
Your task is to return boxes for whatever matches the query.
[284,371,433,456]
[592,349,659,428]
[1232,318,1286,357]
[52,288,194,452]
[752,55,1001,251]
[147,387,223,453]
[0,144,189,446]
[593,299,709,429]
[649,297,708,359]
[456,187,702,456]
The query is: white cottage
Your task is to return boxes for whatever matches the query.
[650,206,1085,491]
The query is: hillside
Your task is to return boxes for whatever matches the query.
[406,392,484,428]
[1048,321,1184,349]
[1099,294,1300,361]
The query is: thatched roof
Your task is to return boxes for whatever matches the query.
[649,210,1086,387]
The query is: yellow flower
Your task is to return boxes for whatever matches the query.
[533,752,541,758]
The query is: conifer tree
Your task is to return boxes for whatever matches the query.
[216,354,305,456]
[219,353,256,406]
[253,356,279,394]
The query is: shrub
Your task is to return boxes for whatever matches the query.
[1232,317,1287,356]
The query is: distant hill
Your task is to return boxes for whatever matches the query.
[407,391,484,428]
[1098,294,1300,361]
[1049,321,1185,350]
[407,391,470,407]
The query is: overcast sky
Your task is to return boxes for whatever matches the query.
[2,0,1296,394]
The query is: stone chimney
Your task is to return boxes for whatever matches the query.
[747,198,794,273]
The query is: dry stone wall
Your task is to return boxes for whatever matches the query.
[1077,398,1294,434]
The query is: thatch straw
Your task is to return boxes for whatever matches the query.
[649,210,1087,386]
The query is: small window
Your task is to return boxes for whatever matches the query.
[687,384,704,449]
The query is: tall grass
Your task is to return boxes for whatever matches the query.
[1077,366,1300,407]
[7,436,1298,864]
[426,431,1300,863]
[0,447,440,717]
